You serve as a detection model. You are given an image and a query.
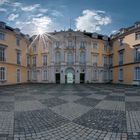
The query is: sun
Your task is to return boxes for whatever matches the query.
[37,28,44,35]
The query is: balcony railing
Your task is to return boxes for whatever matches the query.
[66,46,74,49]
[93,63,97,67]
[80,46,85,49]
[17,61,21,65]
[43,63,47,66]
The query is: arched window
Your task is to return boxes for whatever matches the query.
[55,51,61,64]
[67,52,73,64]
[80,51,86,64]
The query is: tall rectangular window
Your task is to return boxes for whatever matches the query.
[134,67,140,80]
[33,45,37,53]
[16,37,20,46]
[43,70,47,81]
[93,55,98,65]
[109,70,113,81]
[93,42,98,49]
[135,32,140,40]
[135,47,140,62]
[119,68,123,81]
[32,70,37,80]
[103,55,107,65]
[109,55,113,67]
[27,55,30,66]
[43,55,47,65]
[119,38,124,46]
[0,46,5,61]
[0,67,6,81]
[32,56,36,66]
[0,32,5,40]
[119,50,124,65]
[27,70,30,81]
[17,51,21,65]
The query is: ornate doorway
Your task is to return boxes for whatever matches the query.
[65,68,75,84]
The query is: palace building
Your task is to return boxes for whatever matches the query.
[0,21,140,85]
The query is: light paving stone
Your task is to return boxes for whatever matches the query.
[87,93,107,100]
[95,100,125,111]
[59,95,82,102]
[126,96,140,102]
[0,96,15,102]
[15,100,46,111]
[0,112,14,135]
[126,111,140,132]
[51,102,91,120]
[33,94,54,100]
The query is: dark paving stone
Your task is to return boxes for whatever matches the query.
[105,95,125,101]
[125,93,140,96]
[48,92,66,96]
[74,92,92,97]
[14,109,69,135]
[15,96,34,101]
[40,97,68,107]
[126,102,140,111]
[0,101,14,111]
[73,109,126,133]
[95,91,110,96]
[128,132,140,140]
[74,97,100,107]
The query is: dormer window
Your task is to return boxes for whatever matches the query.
[68,40,72,47]
[119,38,124,46]
[16,37,20,46]
[135,32,140,40]
[0,32,5,40]
[56,41,60,48]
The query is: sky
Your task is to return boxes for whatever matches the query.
[0,0,140,36]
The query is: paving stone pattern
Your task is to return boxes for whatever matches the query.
[0,84,140,139]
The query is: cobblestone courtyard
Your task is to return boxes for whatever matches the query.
[0,84,140,140]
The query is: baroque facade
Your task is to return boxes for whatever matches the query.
[0,21,140,85]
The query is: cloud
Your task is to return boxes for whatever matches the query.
[0,7,7,12]
[51,10,63,17]
[15,16,58,35]
[8,13,19,21]
[0,0,8,5]
[75,9,111,32]
[21,4,40,11]
[39,8,48,13]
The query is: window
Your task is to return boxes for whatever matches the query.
[0,67,6,81]
[80,41,86,49]
[27,70,30,81]
[17,51,21,65]
[119,68,123,81]
[27,55,30,66]
[43,55,47,65]
[0,32,5,40]
[134,67,140,80]
[16,37,20,46]
[103,55,107,66]
[56,41,60,48]
[109,70,113,81]
[67,52,73,64]
[32,56,36,66]
[119,50,124,65]
[43,70,47,81]
[32,45,37,53]
[32,70,37,80]
[135,47,140,62]
[17,69,20,83]
[55,51,61,64]
[80,51,86,64]
[93,55,98,64]
[104,70,108,81]
[0,46,5,61]
[93,70,98,80]
[135,32,140,40]
[93,42,98,49]
[119,38,124,46]
[109,55,113,67]
[68,41,72,47]
[104,42,108,51]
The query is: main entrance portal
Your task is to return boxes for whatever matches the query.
[65,68,75,84]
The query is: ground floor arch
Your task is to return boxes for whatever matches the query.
[65,67,75,83]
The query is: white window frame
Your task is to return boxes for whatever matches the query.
[119,68,123,81]
[0,67,6,81]
[0,32,5,40]
[42,55,47,65]
[134,67,140,80]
